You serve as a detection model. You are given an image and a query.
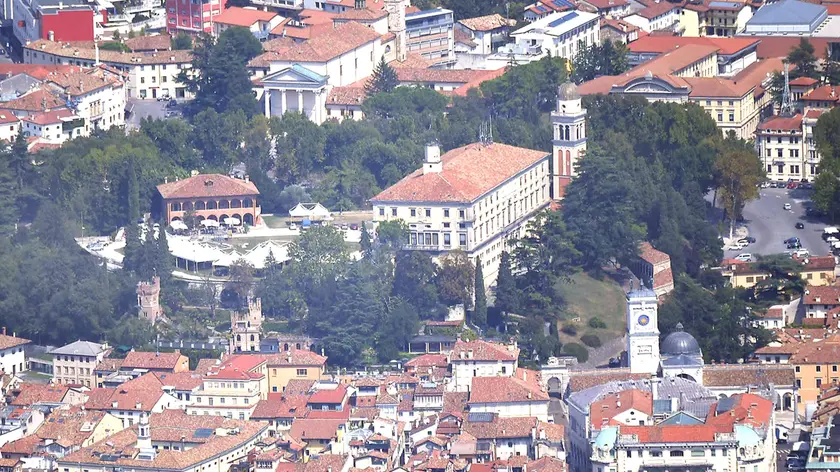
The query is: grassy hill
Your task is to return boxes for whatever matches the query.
[555,271,626,346]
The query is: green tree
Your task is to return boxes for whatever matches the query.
[824,47,840,85]
[192,109,247,170]
[171,33,193,50]
[178,28,261,116]
[435,251,474,307]
[123,160,142,273]
[288,225,349,295]
[393,250,441,318]
[365,56,399,96]
[375,297,419,363]
[787,38,819,79]
[495,250,519,315]
[715,147,764,240]
[0,152,17,234]
[753,254,807,301]
[226,259,254,308]
[376,219,408,249]
[511,210,580,314]
[360,221,372,257]
[473,257,487,328]
[271,113,326,185]
[563,154,645,270]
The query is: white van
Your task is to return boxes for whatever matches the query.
[824,227,840,240]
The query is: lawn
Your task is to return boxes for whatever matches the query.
[261,215,287,229]
[555,271,626,346]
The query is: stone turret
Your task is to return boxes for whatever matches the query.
[137,277,163,324]
[230,297,263,353]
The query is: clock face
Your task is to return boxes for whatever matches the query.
[638,315,650,327]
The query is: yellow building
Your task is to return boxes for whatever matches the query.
[289,418,346,458]
[578,40,783,139]
[266,350,328,394]
[187,355,269,420]
[790,339,840,414]
[724,255,836,289]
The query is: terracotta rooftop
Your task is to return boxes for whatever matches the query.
[214,6,278,26]
[252,394,308,419]
[568,369,649,392]
[706,393,773,428]
[0,333,29,350]
[289,418,344,440]
[464,415,539,439]
[468,376,549,403]
[123,34,172,52]
[443,391,469,414]
[457,13,516,31]
[454,28,477,48]
[790,76,819,87]
[26,39,193,66]
[266,350,327,366]
[600,17,640,34]
[333,6,388,20]
[590,389,653,428]
[582,0,629,8]
[285,379,317,395]
[631,1,678,19]
[405,354,448,368]
[308,384,348,404]
[153,371,203,391]
[37,407,112,448]
[265,21,381,63]
[804,286,840,305]
[790,340,840,364]
[639,241,670,265]
[59,411,267,470]
[84,373,166,411]
[702,364,795,387]
[122,351,186,371]
[758,113,804,131]
[0,64,79,80]
[262,36,297,54]
[619,423,732,443]
[22,108,75,125]
[94,358,124,373]
[450,339,519,362]
[157,173,260,199]
[3,88,66,112]
[11,383,70,406]
[372,142,547,204]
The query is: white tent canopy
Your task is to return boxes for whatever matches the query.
[170,220,188,231]
[224,217,241,226]
[243,240,290,269]
[168,237,227,264]
[288,202,332,220]
[201,219,220,228]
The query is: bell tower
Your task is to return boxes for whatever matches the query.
[626,287,660,375]
[551,81,587,199]
[385,0,407,62]
[137,277,163,324]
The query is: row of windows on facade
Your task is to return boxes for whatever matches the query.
[408,231,467,248]
[766,148,802,158]
[796,377,840,388]
[25,50,188,73]
[795,364,840,373]
[59,366,91,375]
[191,410,249,419]
[766,164,818,176]
[56,355,93,362]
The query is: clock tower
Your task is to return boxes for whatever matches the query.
[626,287,660,375]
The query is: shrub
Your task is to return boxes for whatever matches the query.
[561,323,578,336]
[563,342,589,363]
[588,317,607,329]
[581,334,602,348]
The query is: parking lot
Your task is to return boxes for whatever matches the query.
[126,98,182,130]
[722,186,832,259]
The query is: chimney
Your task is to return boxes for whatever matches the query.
[48,31,54,41]
[467,349,473,359]
[422,142,442,175]
[244,175,250,183]
[2,327,6,336]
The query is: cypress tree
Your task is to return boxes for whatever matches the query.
[360,221,372,257]
[495,251,518,315]
[365,57,398,96]
[473,257,487,328]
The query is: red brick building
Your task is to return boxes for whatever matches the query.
[157,173,261,227]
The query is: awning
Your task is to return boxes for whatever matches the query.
[170,220,188,231]
[223,217,240,226]
[200,219,219,228]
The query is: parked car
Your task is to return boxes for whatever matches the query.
[787,241,802,249]
[794,248,810,258]
[784,203,792,210]
[796,222,805,229]
[784,237,800,245]
[738,236,756,244]
[167,99,178,108]
[735,253,753,262]
[728,241,748,250]
[350,223,359,230]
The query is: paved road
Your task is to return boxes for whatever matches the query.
[721,187,832,258]
[126,98,182,130]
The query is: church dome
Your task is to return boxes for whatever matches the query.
[661,323,701,356]
[558,81,580,101]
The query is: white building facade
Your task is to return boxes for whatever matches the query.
[509,10,600,61]
[626,289,661,375]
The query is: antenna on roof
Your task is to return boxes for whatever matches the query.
[781,63,793,117]
[478,116,493,145]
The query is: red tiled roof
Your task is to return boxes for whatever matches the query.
[653,267,673,290]
[468,376,549,403]
[0,334,29,350]
[706,393,773,428]
[371,142,547,204]
[122,351,186,370]
[802,85,840,103]
[799,255,837,271]
[568,369,649,392]
[702,364,794,387]
[457,13,516,32]
[157,173,259,199]
[790,76,818,86]
[620,423,732,443]
[790,340,840,364]
[806,109,825,119]
[252,394,308,419]
[756,37,835,59]
[266,350,327,366]
[454,28,477,48]
[758,113,804,131]
[153,371,203,390]
[600,17,639,34]
[464,416,538,439]
[266,21,381,63]
[628,35,758,56]
[804,286,840,306]
[214,6,278,26]
[639,241,670,265]
[84,373,165,411]
[262,36,297,53]
[289,418,344,440]
[405,354,448,368]
[0,109,19,125]
[590,389,653,427]
[333,7,388,20]
[451,339,519,362]
[22,108,74,125]
[123,34,172,52]
[11,383,69,406]
[631,1,678,19]
[3,88,66,112]
[308,384,347,404]
[205,354,266,380]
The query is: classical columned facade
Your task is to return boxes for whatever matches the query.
[165,197,260,226]
[260,64,330,124]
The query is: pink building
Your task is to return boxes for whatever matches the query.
[166,0,223,35]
